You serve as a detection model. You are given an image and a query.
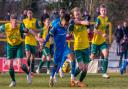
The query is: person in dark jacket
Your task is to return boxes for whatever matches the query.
[114,25,123,56]
[120,21,128,74]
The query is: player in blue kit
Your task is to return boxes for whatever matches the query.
[52,8,76,87]
[43,14,75,87]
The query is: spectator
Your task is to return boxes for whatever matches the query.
[83,10,91,21]
[19,9,27,21]
[115,25,123,56]
[119,22,128,67]
[5,11,10,21]
[122,21,128,37]
[41,9,49,27]
[94,7,100,21]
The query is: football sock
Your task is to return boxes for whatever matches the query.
[38,61,44,69]
[74,67,81,77]
[71,60,76,76]
[79,71,87,82]
[31,60,35,72]
[47,60,51,70]
[21,64,29,74]
[9,67,15,82]
[27,59,30,67]
[102,58,108,74]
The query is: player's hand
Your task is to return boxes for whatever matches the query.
[74,19,79,24]
[39,45,43,51]
[74,20,89,25]
[83,21,90,25]
[24,28,29,33]
[24,33,29,36]
[94,29,102,35]
[102,34,108,39]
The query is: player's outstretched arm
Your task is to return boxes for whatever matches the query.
[74,20,90,26]
[43,26,56,47]
[43,33,51,47]
[0,25,5,33]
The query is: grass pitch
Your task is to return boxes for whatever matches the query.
[0,73,128,89]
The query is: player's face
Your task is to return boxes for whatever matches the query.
[60,9,65,18]
[10,18,17,28]
[23,10,27,15]
[123,22,127,27]
[61,19,69,28]
[100,8,107,16]
[44,18,50,27]
[27,11,33,19]
[74,11,81,20]
[117,25,121,29]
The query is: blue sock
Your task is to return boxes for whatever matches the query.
[51,65,58,78]
[71,60,76,75]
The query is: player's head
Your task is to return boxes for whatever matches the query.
[59,8,66,18]
[43,9,48,14]
[42,15,50,27]
[7,11,10,15]
[10,14,17,27]
[117,24,121,29]
[23,9,27,15]
[72,7,81,20]
[100,4,107,17]
[27,9,33,19]
[123,21,127,27]
[61,14,70,27]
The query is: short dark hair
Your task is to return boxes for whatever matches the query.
[27,8,32,11]
[41,14,49,22]
[100,4,106,9]
[60,8,66,11]
[62,14,70,22]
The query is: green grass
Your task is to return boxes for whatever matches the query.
[0,73,128,89]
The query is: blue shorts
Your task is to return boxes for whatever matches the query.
[53,44,72,66]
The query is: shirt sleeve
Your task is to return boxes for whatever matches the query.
[49,26,57,36]
[94,18,100,29]
[68,20,74,32]
[20,23,25,33]
[0,24,5,32]
[36,19,41,29]
[39,30,43,38]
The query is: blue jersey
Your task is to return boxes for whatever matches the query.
[52,17,61,27]
[44,23,67,64]
[50,23,67,51]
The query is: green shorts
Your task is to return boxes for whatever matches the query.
[91,42,108,54]
[7,43,23,59]
[25,44,36,54]
[42,47,50,56]
[74,48,90,64]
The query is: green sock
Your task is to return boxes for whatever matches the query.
[119,59,122,67]
[39,61,44,69]
[9,67,15,82]
[27,59,30,67]
[21,64,29,74]
[102,58,108,74]
[79,71,87,82]
[31,60,35,72]
[74,67,81,77]
[47,60,50,70]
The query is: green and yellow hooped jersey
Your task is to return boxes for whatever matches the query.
[92,15,109,45]
[0,23,24,46]
[72,24,90,50]
[23,18,40,46]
